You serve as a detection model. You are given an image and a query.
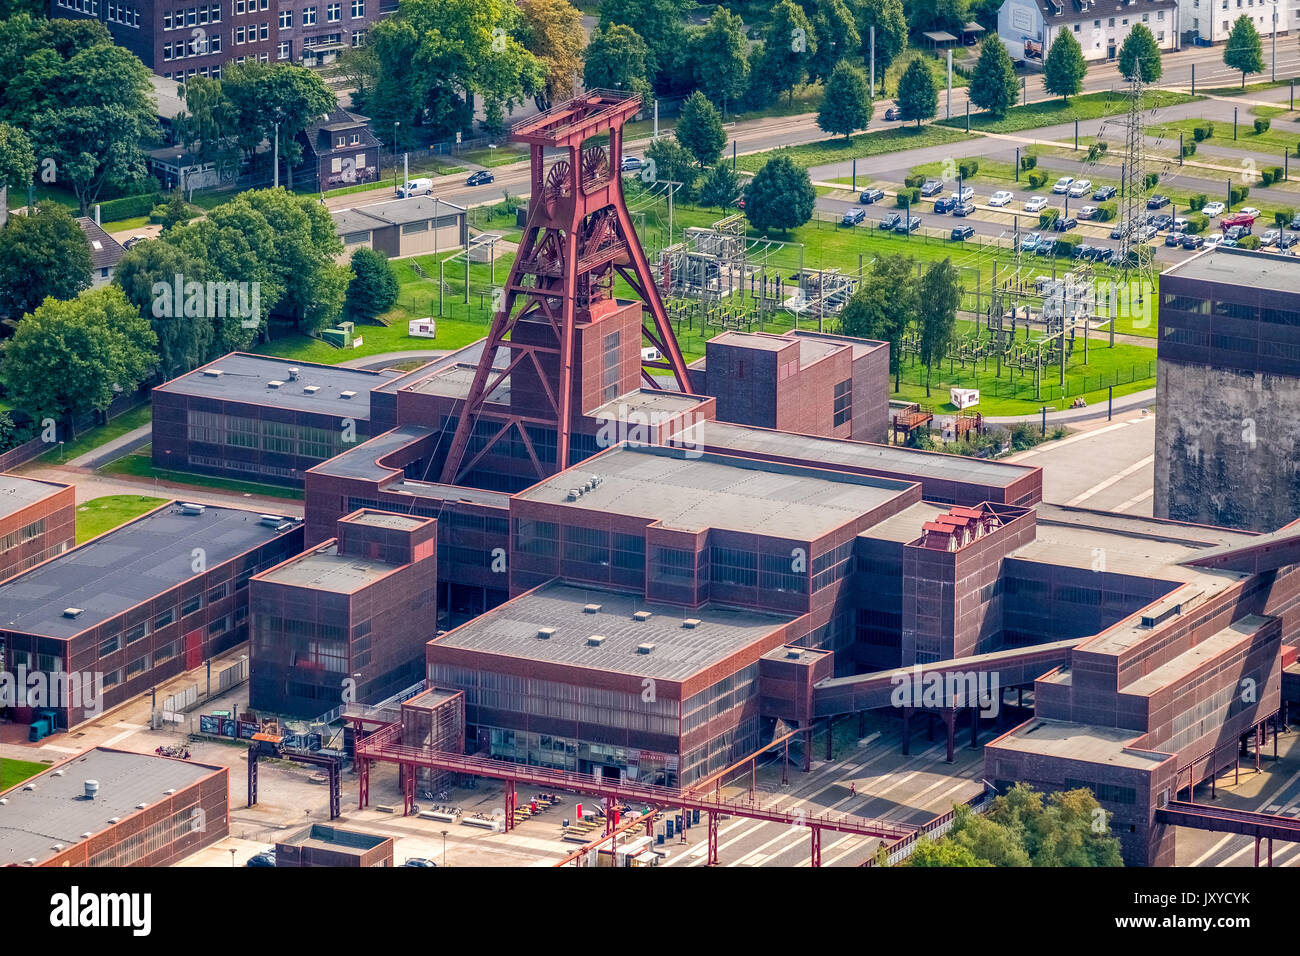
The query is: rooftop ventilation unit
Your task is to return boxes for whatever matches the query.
[180,502,206,516]
[51,843,63,852]
[259,514,284,527]
[786,648,802,659]
[288,367,300,380]
[203,369,224,378]
[80,832,93,839]
[63,607,84,619]
[267,380,284,389]
[52,770,63,777]
[537,627,555,640]
[583,604,602,614]
[107,817,119,824]
[587,635,606,647]
[567,488,582,501]
[135,802,148,809]
[303,385,320,395]
[682,618,701,629]
[633,610,652,622]
[341,390,357,399]
[0,798,7,805]
[636,642,655,654]
[22,784,35,791]
[163,788,176,795]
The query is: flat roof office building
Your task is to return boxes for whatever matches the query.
[0,475,75,583]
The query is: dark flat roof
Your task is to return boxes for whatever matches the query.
[0,502,299,638]
[309,425,434,480]
[434,581,793,681]
[0,747,222,866]
[1162,246,1300,293]
[154,352,398,419]
[0,474,67,519]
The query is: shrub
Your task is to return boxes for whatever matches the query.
[904,173,926,188]
[958,159,979,178]
[1185,214,1209,234]
[1181,141,1196,158]
[1027,169,1048,189]
[1193,123,1214,141]
[896,187,921,207]
[1038,209,1059,229]
[1143,171,1159,190]
[1237,234,1262,250]
[1095,201,1117,222]
[1273,166,1285,183]
[1020,154,1037,171]
[1230,184,1250,204]
[1187,193,1207,211]
[1255,117,1271,135]
[1054,235,1081,256]
[1277,209,1295,227]
[1262,169,1275,186]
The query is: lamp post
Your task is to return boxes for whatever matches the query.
[441,829,448,867]
[393,121,400,191]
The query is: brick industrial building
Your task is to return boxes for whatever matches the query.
[0,747,228,867]
[0,475,75,584]
[0,501,302,730]
[249,508,437,717]
[1156,247,1300,532]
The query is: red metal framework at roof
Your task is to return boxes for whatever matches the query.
[438,90,692,485]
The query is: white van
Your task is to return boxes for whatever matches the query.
[398,178,433,197]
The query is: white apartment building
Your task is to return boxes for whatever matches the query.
[1186,0,1290,46]
[998,0,1180,62]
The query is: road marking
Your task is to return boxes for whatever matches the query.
[1011,419,1137,458]
[1187,761,1300,867]
[1065,454,1154,507]
[1112,488,1155,513]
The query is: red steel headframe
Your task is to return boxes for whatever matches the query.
[438,90,692,486]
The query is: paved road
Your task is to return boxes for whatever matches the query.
[1007,412,1157,514]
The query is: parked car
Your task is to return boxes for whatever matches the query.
[1165,232,1185,246]
[920,179,944,197]
[1239,206,1262,218]
[1204,233,1224,248]
[397,177,433,197]
[1224,224,1251,240]
[1139,224,1158,241]
[1202,201,1226,217]
[933,196,955,214]
[1092,185,1117,200]
[1221,237,1239,247]
[989,190,1014,207]
[859,187,885,204]
[894,215,922,233]
[246,852,276,867]
[122,235,146,250]
[951,224,975,241]
[879,212,902,230]
[1035,239,1057,256]
[1077,205,1098,220]
[1181,233,1206,250]
[1068,179,1092,197]
[402,858,438,867]
[1280,233,1299,249]
[1146,194,1170,209]
[953,200,976,217]
[950,186,974,203]
[620,156,642,171]
[884,107,902,121]
[1051,176,1075,193]
[1052,217,1077,232]
[1024,196,1049,213]
[1170,217,1189,233]
[841,207,867,226]
[1071,243,1090,259]
[1262,228,1282,247]
[1020,231,1042,251]
[1109,222,1130,240]
[466,170,495,186]
[1151,214,1173,231]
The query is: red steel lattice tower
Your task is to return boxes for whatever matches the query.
[438,90,693,485]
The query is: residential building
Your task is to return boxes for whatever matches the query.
[997,0,1180,62]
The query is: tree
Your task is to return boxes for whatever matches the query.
[344,248,400,323]
[113,239,213,381]
[1117,23,1162,85]
[968,34,1019,117]
[807,0,860,87]
[1224,16,1265,89]
[687,7,751,112]
[644,136,698,200]
[1043,28,1086,102]
[906,838,991,867]
[761,0,817,106]
[583,23,653,100]
[0,285,157,437]
[159,194,194,233]
[518,0,586,110]
[903,0,964,35]
[852,0,908,91]
[818,60,872,138]
[0,122,36,193]
[917,258,961,396]
[838,254,915,392]
[896,57,937,128]
[0,202,92,320]
[172,76,240,180]
[599,0,694,93]
[698,164,742,210]
[744,155,816,232]
[223,63,335,188]
[675,91,727,167]
[241,189,348,334]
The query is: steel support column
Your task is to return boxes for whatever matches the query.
[707,812,719,865]
[944,708,956,763]
[505,779,516,833]
[810,825,822,867]
[247,747,258,808]
[358,757,369,809]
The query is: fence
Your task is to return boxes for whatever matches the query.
[860,787,996,867]
[897,359,1156,405]
[157,656,249,726]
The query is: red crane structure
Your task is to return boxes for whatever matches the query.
[438,89,693,485]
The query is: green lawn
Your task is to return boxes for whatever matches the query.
[102,215,150,232]
[937,90,1200,134]
[0,758,52,791]
[458,145,530,168]
[100,447,304,500]
[735,125,979,174]
[39,405,152,463]
[1151,117,1296,159]
[884,46,971,96]
[76,494,168,543]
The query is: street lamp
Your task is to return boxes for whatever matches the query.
[393,121,400,192]
[441,829,448,867]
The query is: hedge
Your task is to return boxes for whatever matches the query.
[1038,209,1059,229]
[1262,169,1275,186]
[1193,123,1214,141]
[1020,154,1037,171]
[904,173,926,189]
[1187,193,1207,211]
[1277,208,1296,227]
[1237,234,1262,250]
[1095,201,1117,222]
[958,159,979,178]
[1230,184,1250,204]
[1027,170,1047,188]
[1255,118,1271,135]
[1185,214,1209,234]
[1181,142,1196,158]
[896,187,921,207]
[96,191,161,222]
